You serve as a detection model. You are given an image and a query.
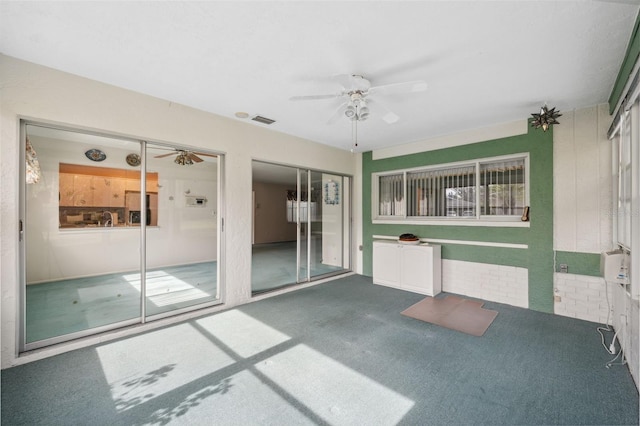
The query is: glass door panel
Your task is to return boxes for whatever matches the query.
[23,124,141,348]
[310,172,350,279]
[251,161,299,293]
[144,143,220,318]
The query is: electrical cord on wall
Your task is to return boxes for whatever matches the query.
[596,279,616,355]
[606,346,627,369]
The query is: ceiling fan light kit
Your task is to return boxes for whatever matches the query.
[290,74,428,149]
[175,153,194,166]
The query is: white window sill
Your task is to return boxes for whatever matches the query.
[372,218,530,228]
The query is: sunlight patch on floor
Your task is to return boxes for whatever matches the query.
[143,370,315,425]
[255,344,415,425]
[123,270,211,306]
[96,323,234,412]
[196,310,291,359]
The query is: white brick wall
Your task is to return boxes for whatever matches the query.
[442,260,528,308]
[553,273,613,324]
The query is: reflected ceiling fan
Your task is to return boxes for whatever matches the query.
[290,74,427,125]
[154,149,217,166]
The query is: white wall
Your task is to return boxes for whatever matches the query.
[553,104,638,387]
[442,259,528,308]
[0,54,357,368]
[553,104,612,253]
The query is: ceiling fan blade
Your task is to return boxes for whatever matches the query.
[367,98,400,124]
[329,74,353,90]
[368,80,427,95]
[192,152,218,158]
[327,101,348,125]
[154,152,176,158]
[188,153,204,163]
[289,93,343,101]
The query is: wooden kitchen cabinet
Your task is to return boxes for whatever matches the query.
[59,173,75,206]
[71,174,94,206]
[372,240,442,296]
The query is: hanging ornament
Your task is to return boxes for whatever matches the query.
[531,105,562,132]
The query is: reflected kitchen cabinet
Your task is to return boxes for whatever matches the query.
[92,176,126,207]
[58,163,158,228]
[73,175,94,206]
[59,173,75,206]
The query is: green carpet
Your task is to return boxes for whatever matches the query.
[3,275,638,425]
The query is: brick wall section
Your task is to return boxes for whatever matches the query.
[442,260,528,308]
[553,273,613,324]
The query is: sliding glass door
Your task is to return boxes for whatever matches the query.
[144,143,219,318]
[252,161,351,294]
[20,123,222,351]
[309,171,350,280]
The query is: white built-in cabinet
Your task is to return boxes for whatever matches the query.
[372,240,442,296]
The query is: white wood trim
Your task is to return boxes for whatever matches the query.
[372,219,530,228]
[373,234,528,249]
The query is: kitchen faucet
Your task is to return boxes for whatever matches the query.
[103,211,113,227]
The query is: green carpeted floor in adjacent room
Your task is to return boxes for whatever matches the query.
[3,274,639,425]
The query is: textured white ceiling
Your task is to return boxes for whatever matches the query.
[1,1,638,151]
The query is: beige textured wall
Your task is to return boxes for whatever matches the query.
[253,181,297,244]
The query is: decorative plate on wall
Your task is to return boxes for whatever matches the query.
[85,149,106,162]
[126,153,141,167]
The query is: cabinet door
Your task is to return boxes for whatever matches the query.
[400,245,433,295]
[59,173,75,206]
[372,242,401,286]
[73,175,94,206]
[91,176,112,207]
[109,178,126,207]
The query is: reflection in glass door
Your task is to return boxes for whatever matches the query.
[251,160,351,295]
[309,171,351,280]
[144,143,220,319]
[22,124,143,348]
[21,123,223,351]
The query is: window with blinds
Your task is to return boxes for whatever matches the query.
[373,154,528,221]
[407,165,476,217]
[378,173,404,216]
[479,158,526,216]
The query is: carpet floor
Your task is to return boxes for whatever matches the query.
[3,275,639,425]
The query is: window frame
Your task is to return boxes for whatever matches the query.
[372,153,530,227]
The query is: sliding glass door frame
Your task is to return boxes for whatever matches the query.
[252,159,352,295]
[19,120,224,352]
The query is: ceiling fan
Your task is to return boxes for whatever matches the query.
[154,149,217,166]
[290,74,428,125]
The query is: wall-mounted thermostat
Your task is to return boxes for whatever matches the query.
[185,195,207,207]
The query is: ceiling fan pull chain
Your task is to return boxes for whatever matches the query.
[352,119,358,149]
